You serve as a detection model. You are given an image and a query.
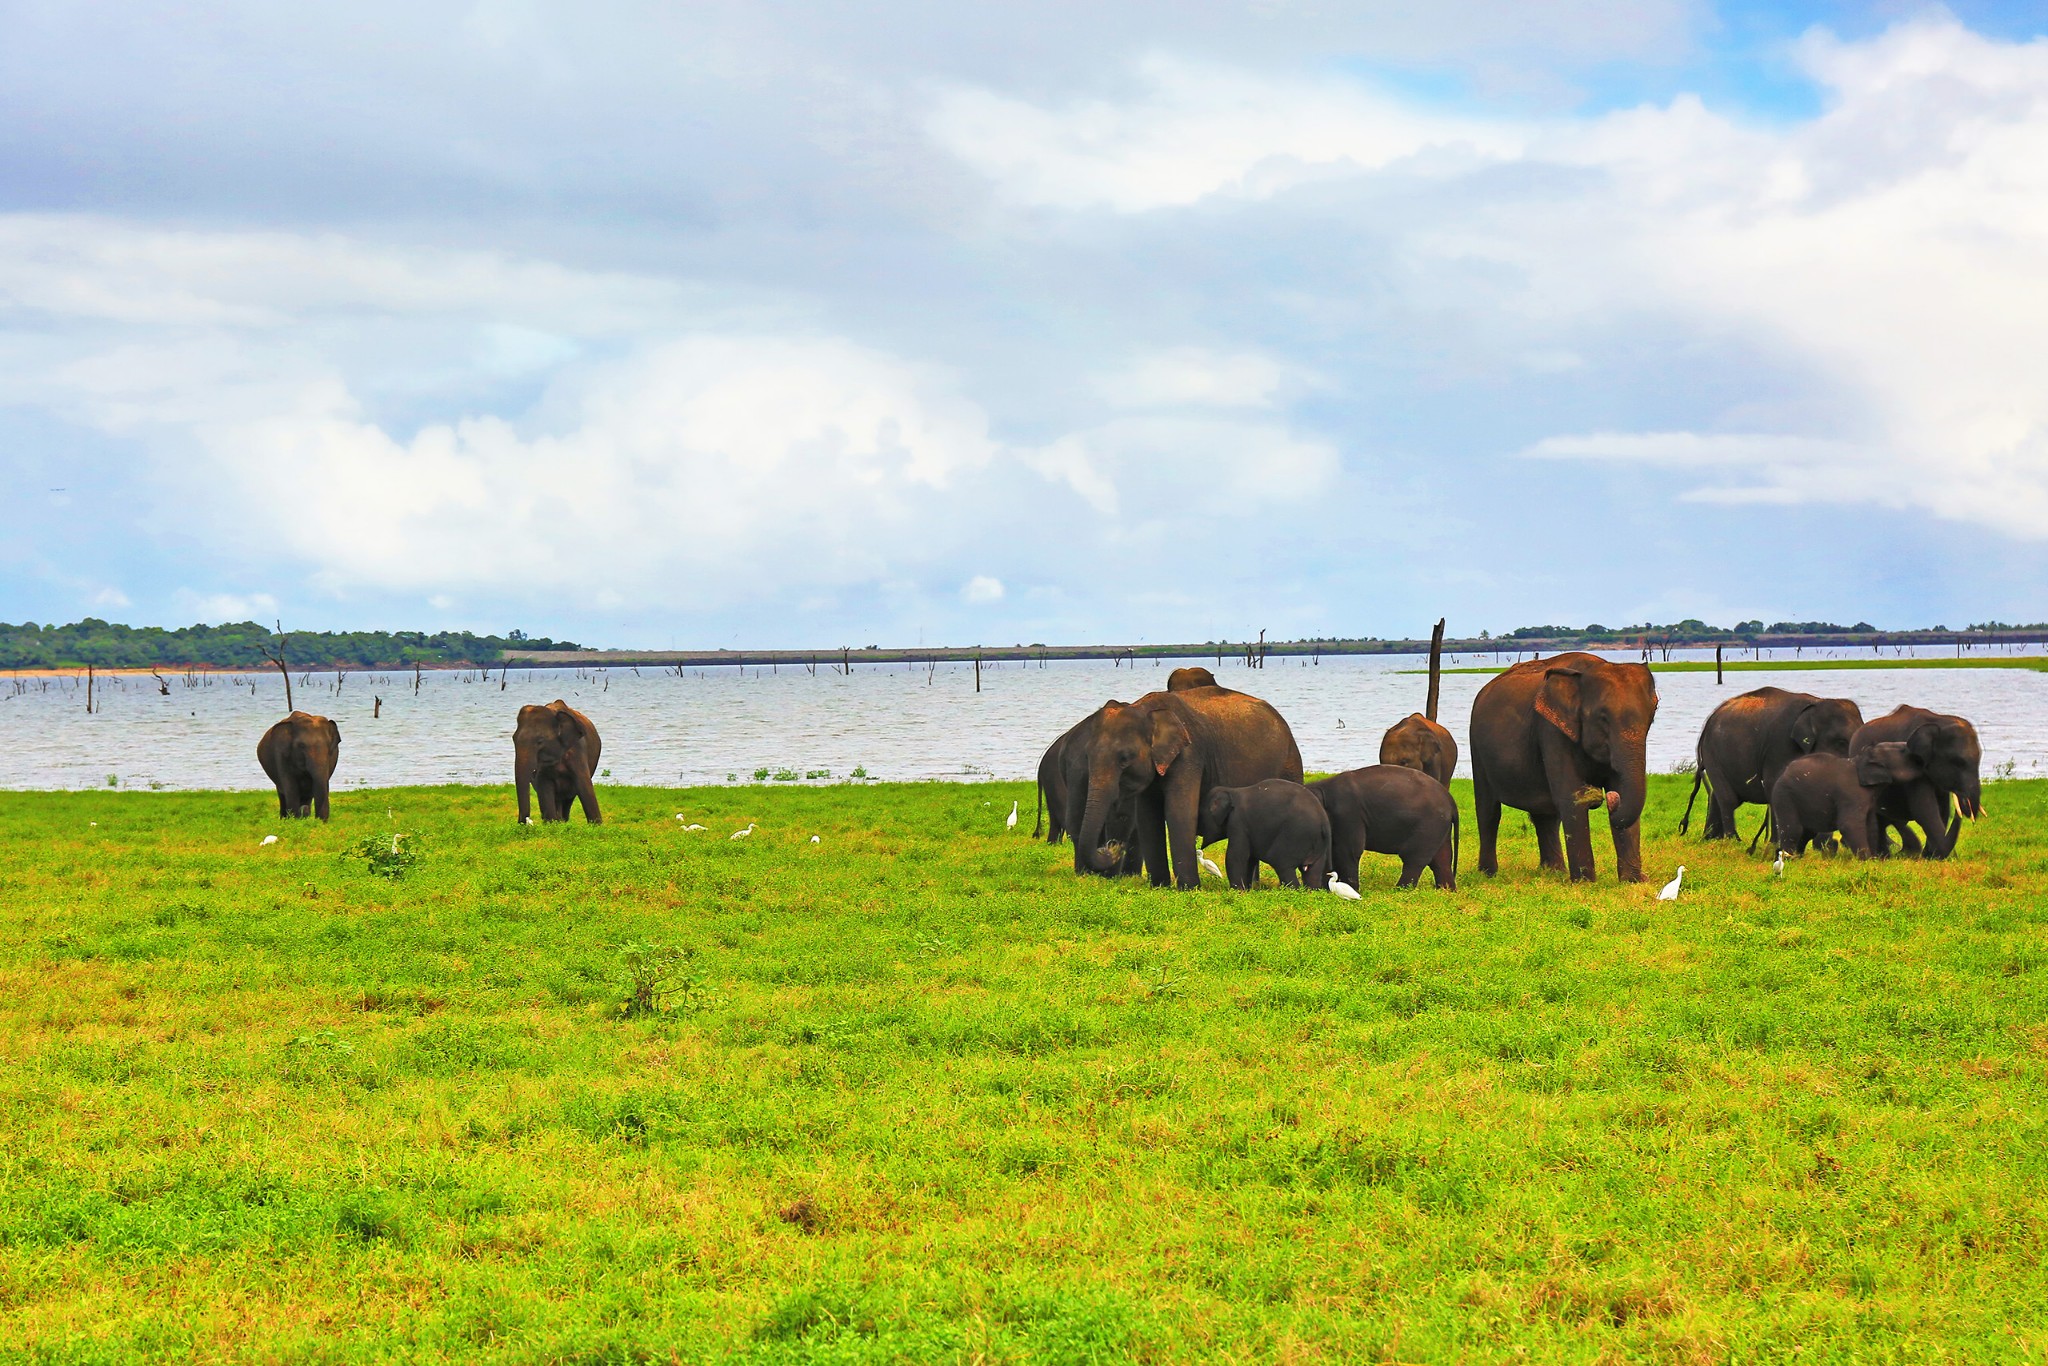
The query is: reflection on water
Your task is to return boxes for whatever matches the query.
[4,651,2045,791]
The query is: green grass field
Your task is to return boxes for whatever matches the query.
[5,778,2046,1363]
[1424,656,2048,675]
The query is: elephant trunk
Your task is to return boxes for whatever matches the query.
[1956,774,1983,820]
[1609,743,1650,830]
[1077,771,1124,875]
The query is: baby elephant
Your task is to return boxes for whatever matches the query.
[1309,765,1459,890]
[1199,779,1332,890]
[1771,752,1882,858]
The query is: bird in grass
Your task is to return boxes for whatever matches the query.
[1198,852,1224,880]
[810,835,821,844]
[683,823,706,832]
[1658,866,1686,901]
[730,822,757,840]
[260,834,278,846]
[1326,871,1361,901]
[1773,850,1786,877]
[1006,800,1018,832]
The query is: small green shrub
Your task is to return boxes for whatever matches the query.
[343,833,420,879]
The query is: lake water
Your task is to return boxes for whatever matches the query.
[3,649,2044,792]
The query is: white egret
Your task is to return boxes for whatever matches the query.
[810,835,821,844]
[1326,871,1361,901]
[1772,850,1786,877]
[1658,866,1685,901]
[683,823,706,832]
[260,835,278,846]
[1006,801,1019,832]
[1198,852,1224,880]
[730,822,757,840]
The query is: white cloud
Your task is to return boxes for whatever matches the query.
[177,591,279,624]
[91,587,131,608]
[1098,348,1292,409]
[1025,416,1340,516]
[960,575,1005,604]
[929,56,1526,211]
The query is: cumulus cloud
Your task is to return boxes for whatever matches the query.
[1098,348,1294,409]
[960,575,1005,604]
[929,57,1525,211]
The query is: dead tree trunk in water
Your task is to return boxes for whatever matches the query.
[1425,618,1445,722]
[260,622,293,713]
[85,664,94,714]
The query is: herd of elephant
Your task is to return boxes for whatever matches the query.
[253,654,1983,891]
[1035,657,1984,892]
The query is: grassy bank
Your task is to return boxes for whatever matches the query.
[1424,656,2048,675]
[4,779,2046,1362]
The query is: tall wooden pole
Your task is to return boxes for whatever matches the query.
[1425,618,1445,722]
[1716,644,1724,685]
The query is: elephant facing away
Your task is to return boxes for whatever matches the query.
[1310,764,1458,890]
[1470,652,1657,883]
[1074,687,1303,889]
[1379,713,1457,787]
[1849,705,1982,858]
[1682,687,1864,840]
[515,701,602,824]
[258,711,340,820]
[1168,666,1223,692]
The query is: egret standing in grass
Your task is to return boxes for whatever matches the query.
[1198,851,1223,880]
[260,834,278,846]
[730,822,756,841]
[1773,850,1786,877]
[810,835,820,844]
[1326,871,1361,901]
[1006,800,1018,832]
[1659,866,1685,901]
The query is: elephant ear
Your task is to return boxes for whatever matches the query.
[1787,703,1820,753]
[324,717,341,748]
[1857,741,1919,786]
[1906,721,1946,764]
[554,709,586,749]
[1149,707,1191,777]
[1534,668,1582,743]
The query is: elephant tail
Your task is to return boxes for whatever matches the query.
[1033,779,1044,838]
[1678,766,1707,835]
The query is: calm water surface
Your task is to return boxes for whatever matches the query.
[3,650,2044,792]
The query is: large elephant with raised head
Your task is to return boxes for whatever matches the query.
[258,711,340,820]
[1470,652,1657,883]
[1379,713,1457,787]
[515,700,602,824]
[1074,688,1302,889]
[1680,686,1863,839]
[1848,705,1982,858]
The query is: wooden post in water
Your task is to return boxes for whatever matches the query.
[1716,645,1724,684]
[974,649,981,694]
[85,664,94,714]
[1425,618,1445,722]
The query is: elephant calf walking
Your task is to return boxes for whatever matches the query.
[257,711,340,821]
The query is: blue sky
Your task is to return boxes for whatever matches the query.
[2,1,2046,647]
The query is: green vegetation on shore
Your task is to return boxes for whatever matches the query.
[1425,655,2048,675]
[0,620,581,671]
[5,777,2045,1361]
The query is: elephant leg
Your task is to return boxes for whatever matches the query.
[574,765,603,825]
[1134,787,1170,886]
[517,772,534,824]
[1163,770,1204,891]
[1226,834,1255,891]
[1474,771,1502,877]
[1905,782,1951,859]
[537,776,564,823]
[1275,847,1301,888]
[1546,777,1597,881]
[1610,814,1643,884]
[313,779,331,823]
[1531,812,1565,872]
[1395,852,1424,889]
[1429,834,1456,891]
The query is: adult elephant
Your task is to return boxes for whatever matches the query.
[1470,652,1657,883]
[1036,703,1138,865]
[1379,713,1457,787]
[514,700,602,824]
[1848,705,1983,858]
[1075,688,1303,889]
[1168,666,1222,692]
[257,711,340,820]
[1680,687,1863,839]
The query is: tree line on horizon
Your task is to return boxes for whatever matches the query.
[4,616,2044,671]
[0,620,583,670]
